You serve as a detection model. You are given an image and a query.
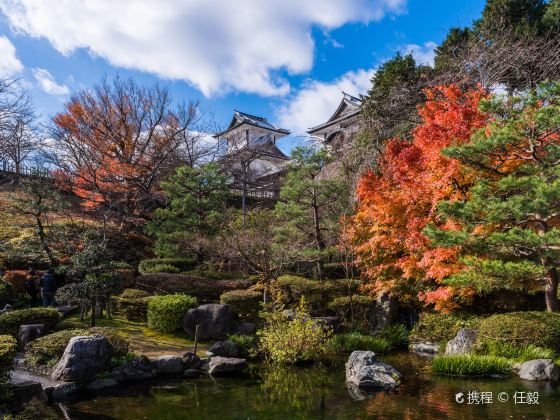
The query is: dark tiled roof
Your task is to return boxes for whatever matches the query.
[214,110,290,137]
[307,92,362,134]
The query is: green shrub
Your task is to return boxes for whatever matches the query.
[0,307,61,336]
[135,273,253,302]
[0,335,16,402]
[431,355,511,376]
[25,327,129,366]
[120,288,150,299]
[220,289,262,320]
[112,288,152,321]
[476,340,556,362]
[410,312,479,344]
[185,270,245,280]
[147,294,198,332]
[328,295,374,330]
[0,281,13,307]
[138,258,197,274]
[478,311,560,351]
[258,298,332,363]
[148,264,180,274]
[331,333,391,354]
[54,320,86,331]
[25,329,88,366]
[313,262,348,280]
[380,324,409,350]
[228,334,258,358]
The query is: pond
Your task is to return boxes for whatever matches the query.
[64,353,560,419]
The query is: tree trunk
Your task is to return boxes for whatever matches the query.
[90,296,96,327]
[35,215,56,266]
[545,268,559,312]
[312,200,325,280]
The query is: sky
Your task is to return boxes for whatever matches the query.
[0,0,486,154]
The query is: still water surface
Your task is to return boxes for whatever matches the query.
[66,353,560,419]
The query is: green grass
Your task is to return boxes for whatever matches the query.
[431,354,512,376]
[331,332,392,354]
[477,340,556,362]
[379,324,409,350]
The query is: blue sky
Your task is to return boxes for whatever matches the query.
[0,0,486,153]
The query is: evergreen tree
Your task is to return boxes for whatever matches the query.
[146,163,229,261]
[475,0,548,37]
[425,81,560,312]
[274,146,346,279]
[434,27,472,74]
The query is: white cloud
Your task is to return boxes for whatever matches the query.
[401,41,437,66]
[32,68,69,96]
[0,0,406,97]
[276,68,374,135]
[0,36,23,78]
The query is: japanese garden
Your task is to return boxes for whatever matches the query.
[1,0,560,418]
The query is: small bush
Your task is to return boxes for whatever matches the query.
[331,333,391,354]
[138,258,197,274]
[476,340,556,362]
[380,324,409,350]
[25,329,88,366]
[431,355,511,376]
[0,335,16,402]
[149,264,180,274]
[328,295,374,330]
[112,289,151,321]
[0,307,61,336]
[478,311,560,352]
[54,320,86,331]
[147,294,198,332]
[0,281,13,307]
[410,312,479,344]
[185,270,245,280]
[89,327,129,356]
[220,289,262,320]
[135,273,253,302]
[258,298,332,364]
[120,288,150,299]
[2,270,28,296]
[228,334,258,358]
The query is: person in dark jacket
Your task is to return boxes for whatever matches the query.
[25,269,38,307]
[39,269,57,307]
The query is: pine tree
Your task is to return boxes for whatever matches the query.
[425,81,560,312]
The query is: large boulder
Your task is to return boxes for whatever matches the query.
[208,356,247,376]
[18,324,44,351]
[10,380,47,408]
[85,378,118,391]
[182,304,234,340]
[182,351,201,369]
[345,351,401,392]
[51,335,113,383]
[153,355,184,374]
[206,340,240,358]
[369,290,398,333]
[110,355,156,382]
[518,359,559,381]
[445,328,478,355]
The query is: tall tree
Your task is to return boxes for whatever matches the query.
[51,77,199,230]
[274,146,346,279]
[426,81,560,312]
[475,0,548,37]
[146,163,229,262]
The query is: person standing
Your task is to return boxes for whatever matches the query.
[39,269,57,307]
[25,269,38,307]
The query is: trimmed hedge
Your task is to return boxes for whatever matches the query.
[409,312,479,344]
[478,311,560,352]
[220,289,262,320]
[135,273,253,302]
[147,294,198,332]
[25,327,129,366]
[0,307,61,336]
[112,289,151,321]
[138,258,197,274]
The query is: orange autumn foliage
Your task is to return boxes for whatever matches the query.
[348,85,488,310]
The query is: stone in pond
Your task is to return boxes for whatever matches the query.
[153,355,184,374]
[518,359,559,381]
[85,378,118,391]
[182,304,234,340]
[445,328,478,355]
[206,340,240,358]
[52,335,113,383]
[11,380,47,407]
[208,356,247,376]
[182,352,201,369]
[345,351,401,392]
[110,355,156,382]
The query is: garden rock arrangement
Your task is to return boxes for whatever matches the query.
[207,340,240,358]
[51,335,113,382]
[518,359,559,382]
[153,355,184,374]
[445,328,478,355]
[208,356,248,375]
[345,351,401,394]
[110,355,156,382]
[183,304,234,340]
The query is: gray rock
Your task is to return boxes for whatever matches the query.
[184,369,203,378]
[410,341,439,356]
[445,328,478,355]
[518,359,559,381]
[18,324,44,351]
[345,351,401,391]
[206,340,240,358]
[47,382,83,400]
[11,380,47,407]
[369,290,397,333]
[52,335,113,383]
[153,355,184,374]
[110,355,156,382]
[208,356,247,376]
[85,378,118,390]
[182,352,201,369]
[236,322,257,336]
[183,304,234,340]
